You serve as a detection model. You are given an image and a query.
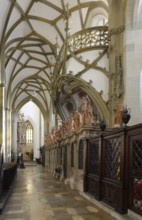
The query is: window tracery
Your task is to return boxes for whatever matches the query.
[26,123,33,144]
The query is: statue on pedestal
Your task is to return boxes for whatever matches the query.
[114,103,124,127]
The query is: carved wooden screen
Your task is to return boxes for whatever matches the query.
[88,142,99,175]
[84,130,127,213]
[84,125,142,216]
[104,137,121,181]
[101,132,127,214]
[84,138,100,199]
[0,151,3,197]
[129,134,142,216]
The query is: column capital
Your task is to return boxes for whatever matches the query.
[5,107,12,111]
[0,82,5,87]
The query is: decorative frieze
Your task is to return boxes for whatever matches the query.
[68,26,109,53]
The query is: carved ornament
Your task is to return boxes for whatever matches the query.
[108,25,125,37]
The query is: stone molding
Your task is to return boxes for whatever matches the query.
[108,25,125,37]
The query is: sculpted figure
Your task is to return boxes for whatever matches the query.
[50,129,56,142]
[58,125,63,139]
[46,135,52,145]
[68,113,75,132]
[61,121,68,135]
[114,103,124,127]
[81,95,93,126]
[74,110,82,130]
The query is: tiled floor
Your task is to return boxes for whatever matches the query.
[0,162,138,220]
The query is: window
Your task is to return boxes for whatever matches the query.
[26,123,33,143]
[78,140,83,169]
[90,14,108,27]
[71,143,74,167]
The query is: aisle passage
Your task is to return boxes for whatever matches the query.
[0,164,130,220]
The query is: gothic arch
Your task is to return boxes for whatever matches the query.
[55,75,109,125]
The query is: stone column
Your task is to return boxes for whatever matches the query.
[50,149,52,172]
[71,139,78,189]
[11,111,18,163]
[5,107,12,162]
[108,0,125,126]
[55,146,58,168]
[0,83,5,160]
[52,147,55,174]
[48,149,51,170]
[65,142,70,184]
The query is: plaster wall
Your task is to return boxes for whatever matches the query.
[20,101,44,159]
[124,1,142,125]
[67,51,109,101]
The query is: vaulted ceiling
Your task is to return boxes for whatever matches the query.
[0,0,109,119]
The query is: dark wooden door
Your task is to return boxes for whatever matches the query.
[84,138,101,200]
[128,134,142,216]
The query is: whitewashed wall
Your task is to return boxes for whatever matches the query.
[67,49,109,102]
[20,101,44,159]
[124,0,142,125]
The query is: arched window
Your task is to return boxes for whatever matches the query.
[91,15,107,27]
[26,122,33,144]
[78,140,83,169]
[85,8,108,28]
[71,143,74,167]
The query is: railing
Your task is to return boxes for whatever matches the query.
[127,125,142,216]
[68,26,109,52]
[53,26,109,77]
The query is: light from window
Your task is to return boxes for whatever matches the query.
[26,123,33,143]
[91,15,108,27]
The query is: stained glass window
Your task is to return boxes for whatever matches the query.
[26,123,33,143]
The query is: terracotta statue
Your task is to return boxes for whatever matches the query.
[114,103,124,127]
[68,113,75,132]
[81,95,93,126]
[58,125,63,139]
[50,129,56,142]
[46,135,52,145]
[74,110,82,129]
[61,121,68,135]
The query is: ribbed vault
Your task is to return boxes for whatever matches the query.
[0,0,110,129]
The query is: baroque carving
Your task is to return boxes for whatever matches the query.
[45,94,98,145]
